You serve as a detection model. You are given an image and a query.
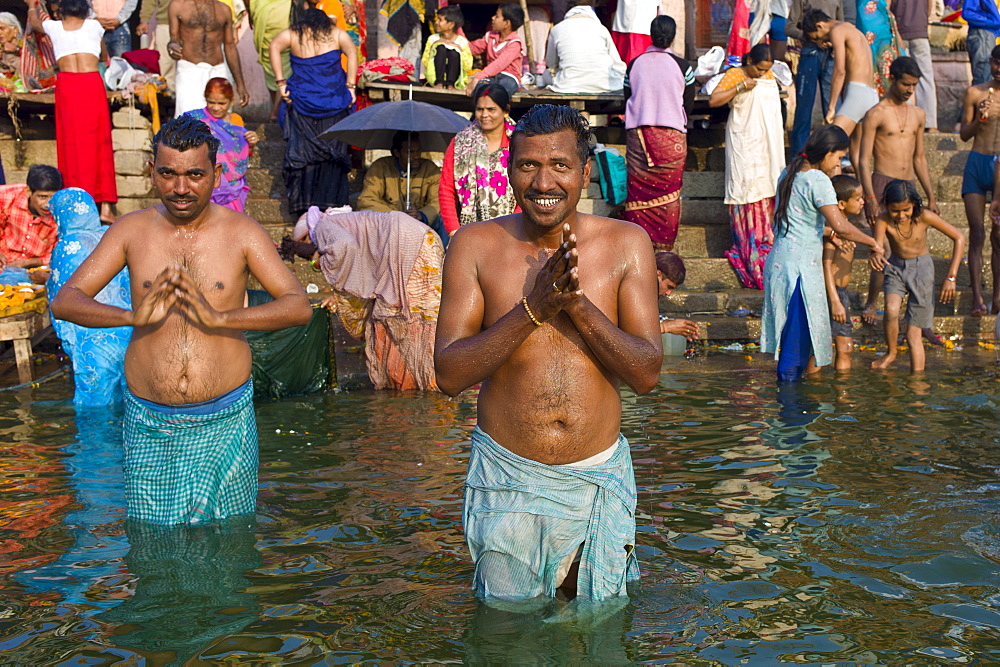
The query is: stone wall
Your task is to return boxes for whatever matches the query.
[109,106,153,215]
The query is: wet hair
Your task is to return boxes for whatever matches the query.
[650,15,676,49]
[655,252,686,286]
[992,44,1000,61]
[499,3,525,30]
[26,164,63,192]
[391,130,418,151]
[151,115,220,165]
[889,56,922,80]
[292,7,333,40]
[511,104,592,169]
[800,8,831,35]
[204,76,234,100]
[882,178,923,217]
[473,80,511,112]
[831,174,862,203]
[59,0,90,19]
[774,124,850,236]
[743,43,773,66]
[435,5,464,29]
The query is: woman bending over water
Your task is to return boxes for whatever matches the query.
[761,125,883,382]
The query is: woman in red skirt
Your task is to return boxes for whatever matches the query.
[27,0,117,223]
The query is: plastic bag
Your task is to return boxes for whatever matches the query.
[693,46,726,77]
[244,290,334,398]
[593,144,627,206]
[102,57,139,91]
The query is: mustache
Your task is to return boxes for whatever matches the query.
[525,190,566,199]
[167,195,197,202]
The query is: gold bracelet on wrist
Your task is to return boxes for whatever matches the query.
[521,296,543,326]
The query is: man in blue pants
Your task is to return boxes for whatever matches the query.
[786,0,852,154]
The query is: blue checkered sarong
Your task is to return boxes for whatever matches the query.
[122,379,259,525]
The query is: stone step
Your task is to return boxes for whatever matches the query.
[248,122,285,142]
[249,142,286,170]
[925,148,969,176]
[245,167,284,199]
[0,138,57,172]
[680,256,991,291]
[664,286,989,318]
[682,171,725,198]
[922,132,971,152]
[677,312,997,341]
[246,197,296,224]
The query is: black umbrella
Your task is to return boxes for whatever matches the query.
[319,99,471,153]
[320,98,471,209]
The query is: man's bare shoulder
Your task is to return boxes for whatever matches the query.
[967,82,993,97]
[832,21,856,40]
[113,205,169,231]
[865,101,890,123]
[580,214,652,248]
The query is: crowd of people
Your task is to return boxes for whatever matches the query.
[3,0,1000,623]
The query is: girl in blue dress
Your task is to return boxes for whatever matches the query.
[761,125,883,381]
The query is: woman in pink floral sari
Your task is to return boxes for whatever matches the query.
[439,82,520,236]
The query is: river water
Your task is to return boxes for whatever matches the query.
[2,348,1000,663]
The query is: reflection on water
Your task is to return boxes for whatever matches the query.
[2,349,1000,661]
[99,518,261,665]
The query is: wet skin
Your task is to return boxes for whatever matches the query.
[50,143,312,404]
[435,129,662,465]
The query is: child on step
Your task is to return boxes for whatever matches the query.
[421,6,472,89]
[869,180,965,372]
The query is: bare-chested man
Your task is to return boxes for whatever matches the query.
[434,105,662,605]
[803,8,879,170]
[51,116,312,525]
[858,56,938,324]
[169,0,248,117]
[959,44,1000,316]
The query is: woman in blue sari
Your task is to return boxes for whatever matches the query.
[47,188,132,405]
[269,7,357,217]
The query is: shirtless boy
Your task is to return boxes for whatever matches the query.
[803,8,879,170]
[51,117,312,524]
[824,175,865,370]
[169,0,249,117]
[434,105,661,604]
[869,180,965,372]
[859,56,938,324]
[959,44,1000,316]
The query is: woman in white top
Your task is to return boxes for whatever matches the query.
[709,43,785,290]
[26,0,117,222]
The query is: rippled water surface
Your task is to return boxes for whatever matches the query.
[3,349,1000,663]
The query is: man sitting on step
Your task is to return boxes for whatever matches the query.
[356,131,445,242]
[0,164,63,284]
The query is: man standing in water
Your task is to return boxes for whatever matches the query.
[435,105,662,604]
[959,45,1000,316]
[51,117,312,525]
[169,0,249,116]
